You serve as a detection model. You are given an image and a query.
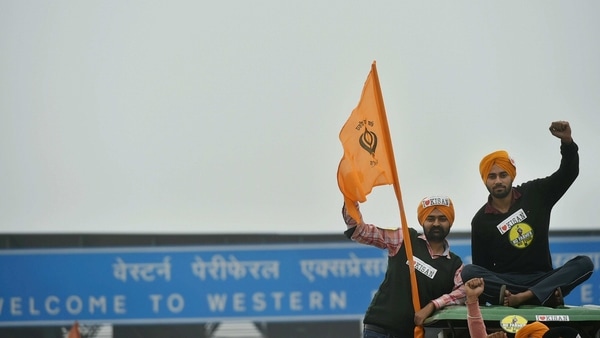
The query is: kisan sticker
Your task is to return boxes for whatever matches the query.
[406,256,437,279]
[421,196,450,208]
[500,315,528,333]
[496,209,527,235]
[536,314,570,322]
[509,223,534,249]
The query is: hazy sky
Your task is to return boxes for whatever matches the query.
[1,1,599,234]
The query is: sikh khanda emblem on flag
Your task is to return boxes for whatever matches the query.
[358,122,378,158]
[337,62,394,223]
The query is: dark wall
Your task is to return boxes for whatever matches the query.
[3,230,597,249]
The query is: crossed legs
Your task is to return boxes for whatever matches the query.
[461,255,593,307]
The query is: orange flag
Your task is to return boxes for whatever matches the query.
[337,61,424,338]
[337,61,394,223]
[68,321,81,338]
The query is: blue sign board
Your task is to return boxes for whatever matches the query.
[0,236,599,327]
[0,243,387,327]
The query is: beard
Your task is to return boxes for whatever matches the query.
[489,184,511,199]
[425,226,448,242]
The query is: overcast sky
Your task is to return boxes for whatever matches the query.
[1,1,599,235]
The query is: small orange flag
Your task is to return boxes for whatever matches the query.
[68,321,81,338]
[337,61,394,223]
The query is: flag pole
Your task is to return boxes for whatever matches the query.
[370,61,424,337]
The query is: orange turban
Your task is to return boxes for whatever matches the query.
[479,150,516,182]
[515,322,549,338]
[417,196,455,225]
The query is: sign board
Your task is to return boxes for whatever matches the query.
[0,236,598,327]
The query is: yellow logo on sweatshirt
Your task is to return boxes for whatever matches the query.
[508,223,534,249]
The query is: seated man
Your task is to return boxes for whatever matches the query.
[462,121,594,307]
